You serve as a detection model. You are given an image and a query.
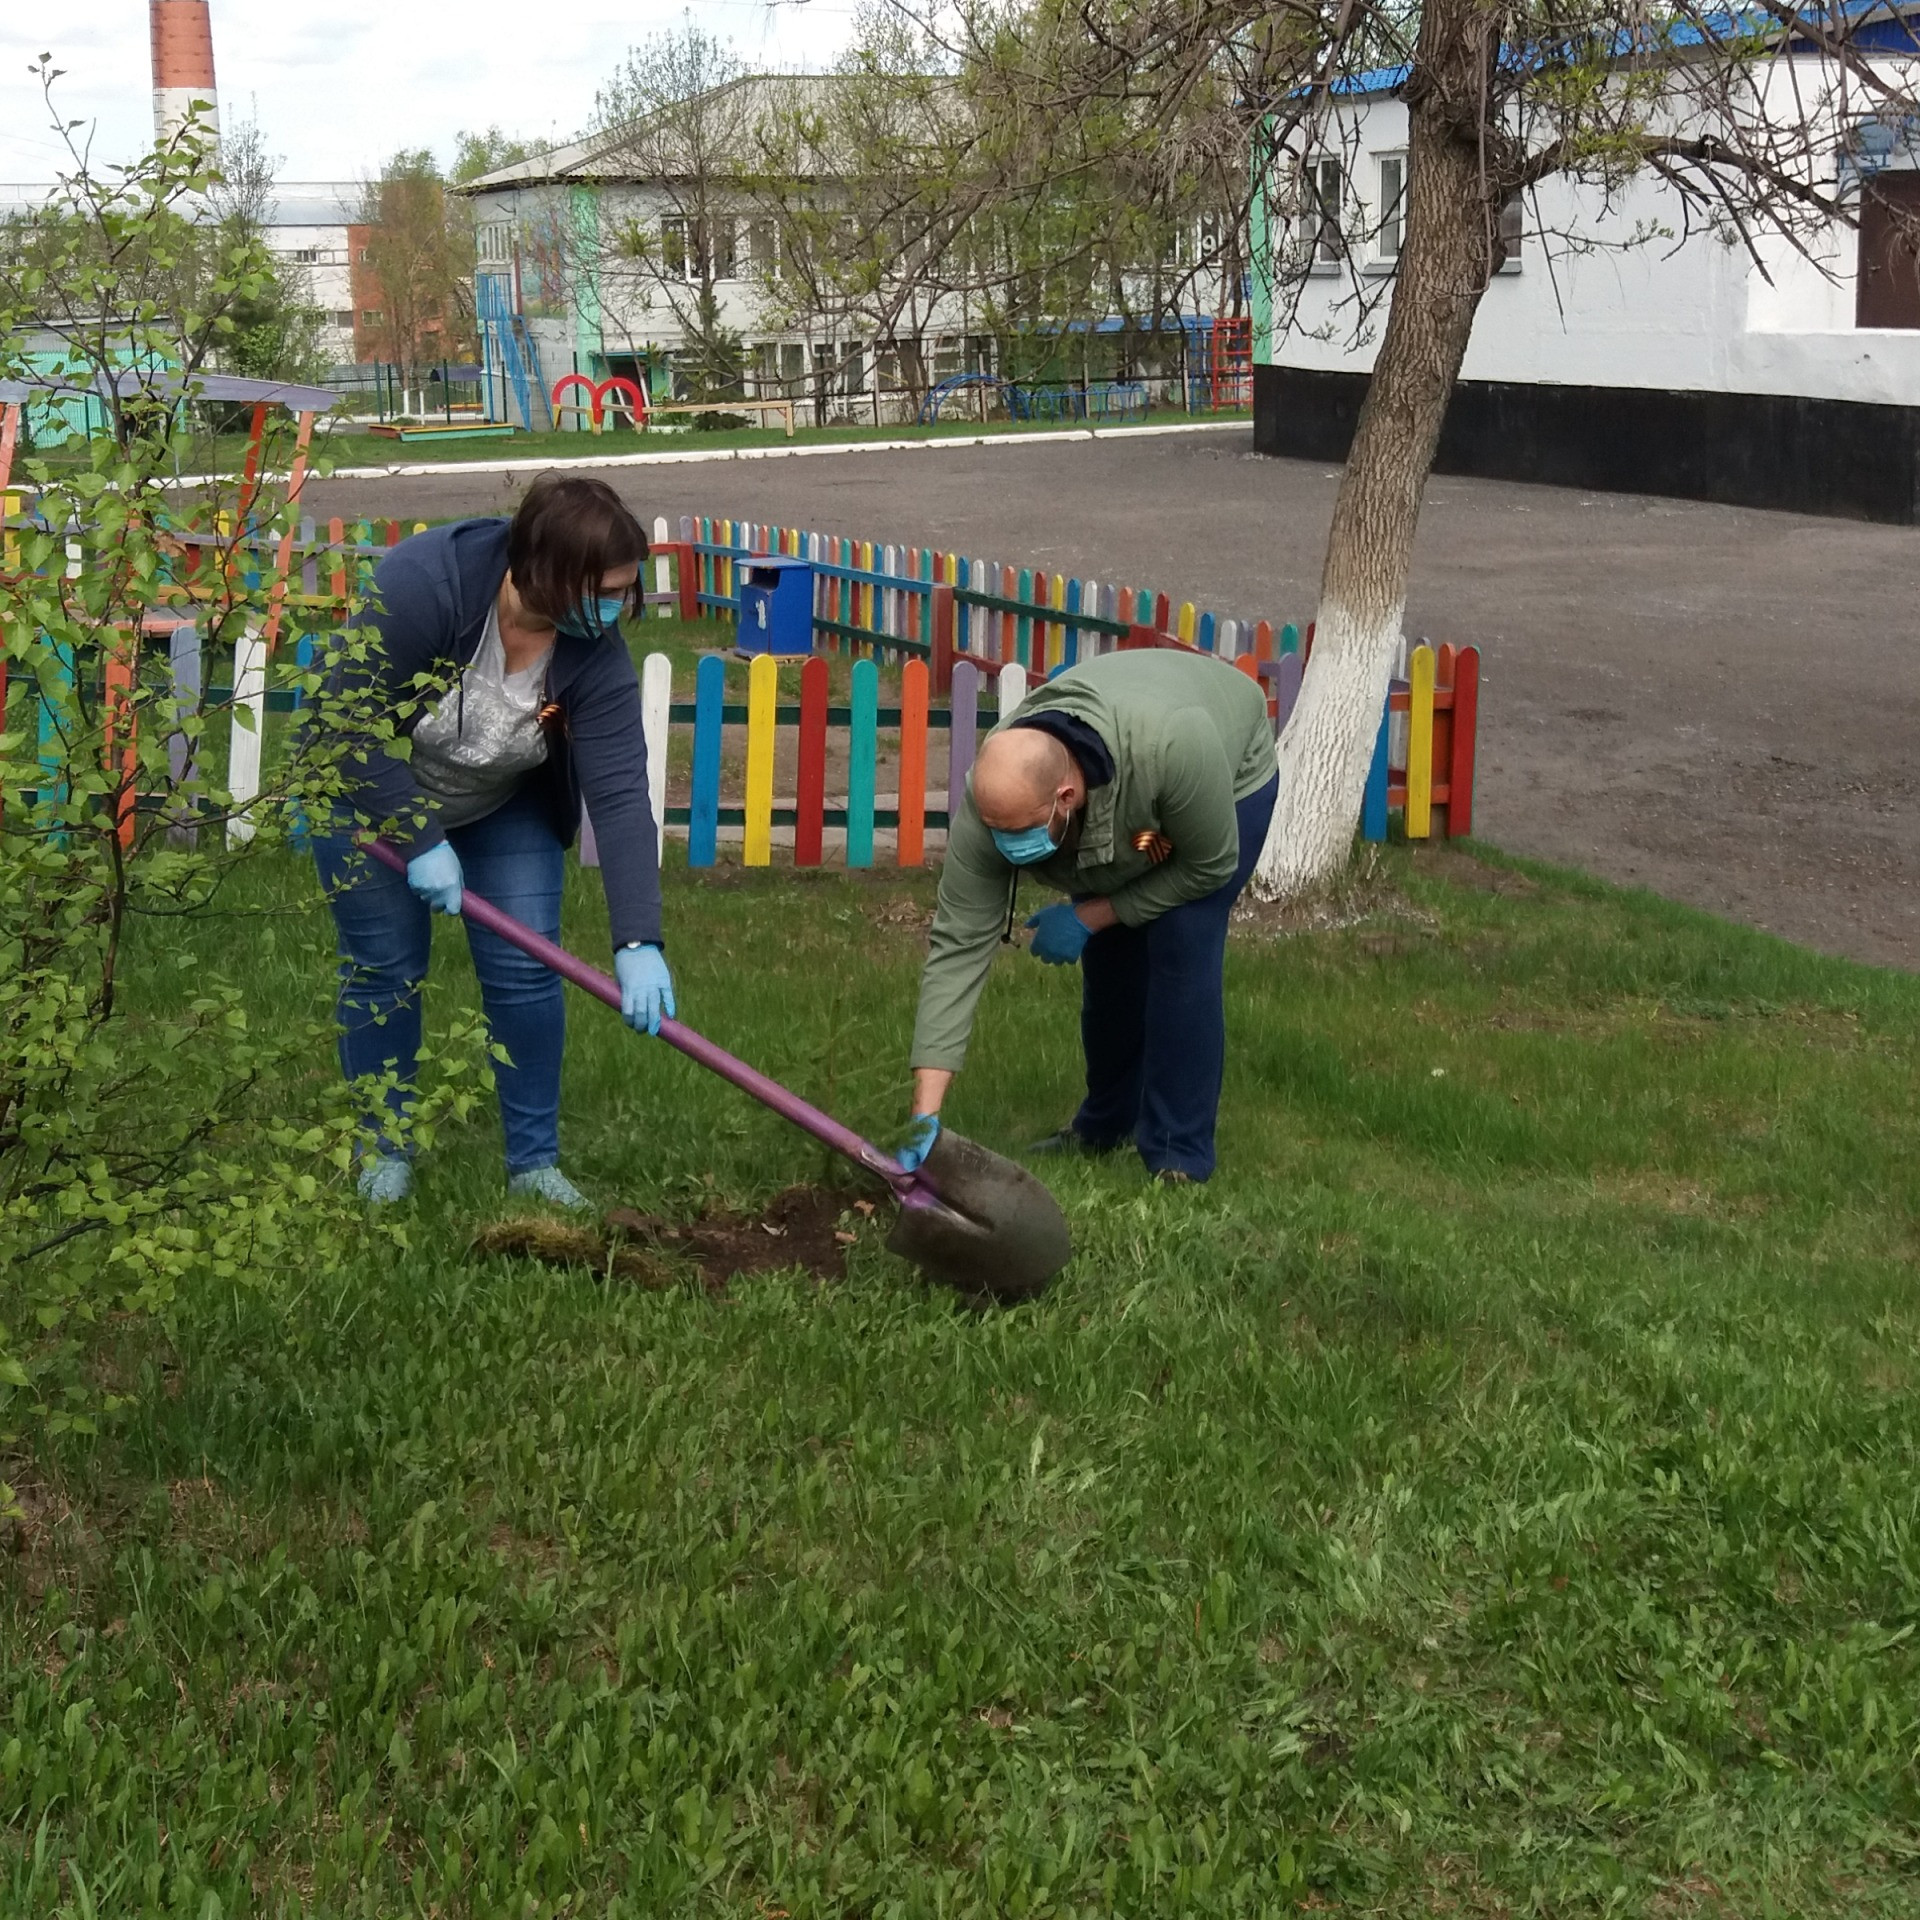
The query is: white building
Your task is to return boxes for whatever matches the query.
[262,184,361,372]
[458,75,991,430]
[460,73,1239,430]
[3,179,363,377]
[1253,33,1920,520]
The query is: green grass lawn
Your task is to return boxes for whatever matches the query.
[7,841,1920,1915]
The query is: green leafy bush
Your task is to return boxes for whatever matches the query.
[0,92,491,1496]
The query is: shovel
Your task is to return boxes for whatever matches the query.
[366,841,1071,1304]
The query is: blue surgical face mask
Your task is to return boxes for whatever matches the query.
[991,799,1063,866]
[556,593,629,641]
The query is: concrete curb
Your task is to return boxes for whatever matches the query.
[165,417,1254,491]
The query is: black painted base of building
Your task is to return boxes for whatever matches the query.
[1252,362,1920,524]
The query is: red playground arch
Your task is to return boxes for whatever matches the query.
[550,373,649,431]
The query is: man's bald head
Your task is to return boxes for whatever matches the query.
[974,726,1080,829]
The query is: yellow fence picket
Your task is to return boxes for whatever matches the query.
[743,652,777,865]
[1406,644,1436,839]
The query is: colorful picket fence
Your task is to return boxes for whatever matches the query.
[585,652,1027,873]
[1365,640,1480,842]
[600,637,1476,873]
[0,509,686,845]
[645,513,1303,688]
[1,500,1481,861]
[639,513,1479,859]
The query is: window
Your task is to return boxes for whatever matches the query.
[1497,195,1524,274]
[839,342,866,396]
[331,309,355,329]
[360,308,383,327]
[477,223,512,264]
[932,335,963,381]
[287,245,320,265]
[1376,155,1406,263]
[780,342,805,386]
[746,219,781,282]
[661,216,694,281]
[1299,157,1345,271]
[662,215,736,282]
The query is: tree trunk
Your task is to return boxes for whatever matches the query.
[1254,2,1502,897]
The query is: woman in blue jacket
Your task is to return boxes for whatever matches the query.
[315,473,671,1208]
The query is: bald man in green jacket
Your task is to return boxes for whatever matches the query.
[898,648,1278,1184]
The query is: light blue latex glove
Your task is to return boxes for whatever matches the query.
[897,1113,941,1173]
[615,943,675,1036]
[405,841,463,916]
[1026,901,1092,966]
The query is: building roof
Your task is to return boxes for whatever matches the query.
[263,183,360,226]
[2,179,360,227]
[456,72,915,193]
[1325,0,1920,97]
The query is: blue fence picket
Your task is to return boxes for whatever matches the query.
[847,657,878,868]
[688,653,725,867]
[1361,705,1390,842]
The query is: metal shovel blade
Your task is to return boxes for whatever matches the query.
[885,1128,1073,1305]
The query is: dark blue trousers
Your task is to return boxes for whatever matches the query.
[1073,775,1277,1181]
[312,786,567,1174]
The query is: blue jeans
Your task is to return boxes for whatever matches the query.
[313,786,566,1174]
[1073,775,1278,1181]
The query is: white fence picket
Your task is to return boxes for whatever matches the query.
[641,651,672,868]
[225,626,267,847]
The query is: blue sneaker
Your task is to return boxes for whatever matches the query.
[356,1154,414,1205]
[507,1165,591,1212]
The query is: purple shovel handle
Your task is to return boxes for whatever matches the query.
[366,839,931,1205]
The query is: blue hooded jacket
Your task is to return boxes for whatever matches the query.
[337,517,662,949]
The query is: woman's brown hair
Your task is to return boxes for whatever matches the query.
[506,473,650,630]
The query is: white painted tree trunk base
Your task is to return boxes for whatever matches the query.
[1253,598,1404,900]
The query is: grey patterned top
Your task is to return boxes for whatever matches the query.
[410,603,554,829]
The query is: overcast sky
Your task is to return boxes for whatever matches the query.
[0,1,857,182]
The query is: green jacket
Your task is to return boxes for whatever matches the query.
[912,649,1274,1071]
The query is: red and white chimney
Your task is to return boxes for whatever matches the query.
[150,0,220,148]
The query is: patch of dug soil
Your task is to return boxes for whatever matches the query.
[476,1186,868,1293]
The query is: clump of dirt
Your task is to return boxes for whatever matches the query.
[868,896,934,937]
[475,1185,870,1293]
[472,1217,678,1288]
